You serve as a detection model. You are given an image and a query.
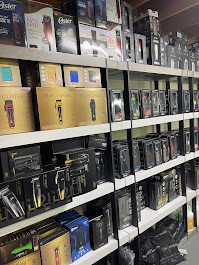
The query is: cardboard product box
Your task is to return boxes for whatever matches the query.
[168,169,180,202]
[169,30,187,44]
[121,1,132,33]
[23,173,51,218]
[0,178,25,228]
[0,87,35,136]
[89,215,108,250]
[138,139,155,170]
[35,87,77,131]
[121,30,135,62]
[183,43,189,70]
[0,0,26,47]
[175,42,183,69]
[53,11,77,54]
[134,34,147,64]
[0,228,40,264]
[189,51,197,71]
[151,89,159,117]
[153,139,163,166]
[116,189,132,229]
[167,45,177,69]
[159,90,167,116]
[107,24,122,61]
[149,180,169,210]
[136,182,148,210]
[64,216,90,262]
[79,24,107,58]
[38,62,63,87]
[19,61,40,88]
[194,129,199,151]
[0,59,21,87]
[183,90,191,113]
[146,35,161,66]
[76,87,108,126]
[83,67,102,88]
[191,46,199,71]
[167,89,178,115]
[136,191,141,222]
[94,150,108,184]
[185,130,191,154]
[94,0,107,29]
[6,251,41,265]
[160,37,169,67]
[140,89,152,118]
[194,91,199,112]
[113,144,131,178]
[63,66,84,87]
[161,137,170,163]
[106,0,121,24]
[40,227,72,265]
[0,145,42,181]
[110,89,125,122]
[23,0,56,51]
[130,89,140,119]
[133,140,141,172]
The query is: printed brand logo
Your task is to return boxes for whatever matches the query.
[0,1,17,10]
[71,226,78,232]
[58,17,72,24]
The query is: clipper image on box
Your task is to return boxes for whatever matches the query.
[11,241,33,254]
[31,177,41,208]
[13,154,40,173]
[55,170,65,201]
[42,15,53,50]
[55,100,63,125]
[13,13,22,44]
[4,100,15,128]
[90,99,96,121]
[0,186,25,218]
[55,247,61,265]
[76,229,86,251]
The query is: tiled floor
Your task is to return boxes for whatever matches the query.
[181,232,199,264]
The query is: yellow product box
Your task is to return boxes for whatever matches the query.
[83,67,102,88]
[40,229,72,265]
[7,251,41,265]
[36,87,77,130]
[0,59,21,87]
[0,87,35,135]
[39,63,63,87]
[76,87,108,126]
[63,66,84,87]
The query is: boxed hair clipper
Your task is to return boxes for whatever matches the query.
[159,90,167,115]
[94,0,107,29]
[0,59,21,87]
[146,35,161,66]
[63,66,85,87]
[38,63,63,87]
[133,140,141,172]
[194,91,199,111]
[107,24,122,61]
[183,90,191,113]
[134,34,147,64]
[167,45,177,69]
[160,37,169,67]
[138,139,155,170]
[141,89,152,118]
[83,67,102,88]
[151,90,159,117]
[110,89,125,122]
[130,89,140,119]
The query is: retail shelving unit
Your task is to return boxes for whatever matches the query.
[0,44,199,265]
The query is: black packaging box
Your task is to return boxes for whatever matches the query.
[196,166,199,189]
[183,43,189,70]
[160,37,169,67]
[194,91,199,112]
[189,51,197,71]
[130,89,141,119]
[161,138,170,163]
[0,146,42,181]
[116,188,132,230]
[95,151,108,184]
[166,89,178,115]
[148,180,169,210]
[23,173,51,218]
[136,182,149,210]
[153,139,163,166]
[134,33,147,64]
[44,166,73,209]
[133,140,141,172]
[169,169,180,202]
[169,30,187,44]
[140,89,152,118]
[138,139,155,170]
[94,0,107,29]
[113,144,131,178]
[167,45,177,69]
[0,178,25,228]
[136,191,141,222]
[151,90,160,117]
[185,130,191,153]
[159,90,167,116]
[53,11,78,54]
[175,42,183,69]
[195,47,199,72]
[146,35,161,66]
[183,90,191,113]
[194,129,199,151]
[89,215,108,250]
[168,133,178,160]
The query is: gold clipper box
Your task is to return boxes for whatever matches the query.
[7,251,41,265]
[0,59,21,87]
[0,87,35,135]
[39,63,63,87]
[63,66,85,87]
[76,88,108,126]
[36,87,77,131]
[83,68,102,88]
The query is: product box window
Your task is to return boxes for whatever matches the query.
[117,189,132,229]
[0,178,25,228]
[76,87,108,126]
[39,63,63,87]
[0,59,21,87]
[160,37,169,67]
[23,0,56,51]
[168,89,178,115]
[183,43,189,70]
[194,91,199,111]
[113,144,131,178]
[83,67,102,88]
[189,51,197,71]
[36,87,78,131]
[151,90,159,117]
[175,42,183,69]
[167,45,177,69]
[63,66,85,87]
[130,90,140,119]
[153,139,162,166]
[141,89,152,118]
[53,11,77,54]
[183,90,191,113]
[185,131,191,154]
[0,0,26,47]
[134,34,147,64]
[0,87,35,136]
[110,89,125,122]
[133,140,141,172]
[94,0,107,29]
[107,24,122,61]
[146,35,161,66]
[138,139,155,170]
[161,138,170,163]
[194,129,199,151]
[159,90,167,116]
[79,24,107,58]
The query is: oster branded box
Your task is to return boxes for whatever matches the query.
[36,87,78,131]
[94,0,107,29]
[0,0,26,47]
[38,63,63,87]
[0,59,21,87]
[23,0,56,51]
[0,87,35,136]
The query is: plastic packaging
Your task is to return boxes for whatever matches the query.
[187,205,194,233]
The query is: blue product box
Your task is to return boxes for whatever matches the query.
[76,0,95,26]
[0,0,26,47]
[94,0,107,29]
[65,216,90,262]
[55,210,80,225]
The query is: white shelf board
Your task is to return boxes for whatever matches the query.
[135,156,185,182]
[123,226,138,241]
[195,150,199,158]
[183,112,194,120]
[132,114,183,128]
[115,178,126,190]
[186,188,196,201]
[0,44,106,68]
[0,182,114,237]
[107,59,118,69]
[193,112,199,118]
[138,196,186,234]
[111,121,131,131]
[194,71,199,78]
[196,189,199,196]
[72,236,118,265]
[117,61,128,71]
[0,124,110,149]
[118,229,129,247]
[182,70,194,78]
[185,152,195,162]
[125,175,135,187]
